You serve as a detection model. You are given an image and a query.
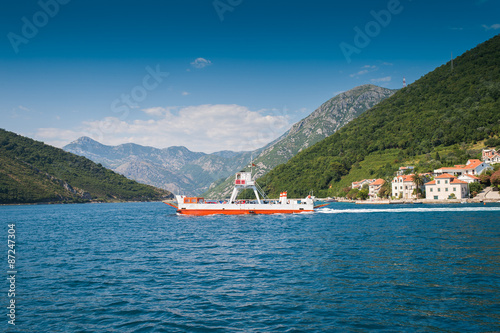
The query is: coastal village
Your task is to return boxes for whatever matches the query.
[345,148,500,203]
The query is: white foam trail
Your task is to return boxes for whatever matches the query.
[317,206,500,214]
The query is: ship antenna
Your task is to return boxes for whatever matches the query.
[250,154,253,178]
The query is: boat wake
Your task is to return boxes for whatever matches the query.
[317,206,500,214]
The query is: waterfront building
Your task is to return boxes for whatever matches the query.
[424,174,469,200]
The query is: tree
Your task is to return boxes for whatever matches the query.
[378,181,392,199]
[357,189,369,200]
[485,137,500,147]
[479,172,491,186]
[411,174,425,199]
[469,182,483,197]
[347,188,359,200]
[491,170,500,188]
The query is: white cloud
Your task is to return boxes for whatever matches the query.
[36,128,88,148]
[142,107,169,117]
[36,104,290,153]
[371,76,392,83]
[190,58,212,69]
[18,105,31,112]
[181,91,190,96]
[350,65,378,78]
[482,23,500,30]
[10,105,35,119]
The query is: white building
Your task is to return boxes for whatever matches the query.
[392,175,418,199]
[425,174,469,200]
[483,149,500,164]
[368,179,385,199]
[396,166,414,176]
[434,159,492,177]
[351,179,375,190]
[458,174,480,184]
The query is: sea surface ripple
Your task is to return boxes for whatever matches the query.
[2,202,500,332]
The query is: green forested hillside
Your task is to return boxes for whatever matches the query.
[260,34,500,197]
[0,129,171,204]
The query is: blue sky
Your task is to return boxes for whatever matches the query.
[1,0,499,152]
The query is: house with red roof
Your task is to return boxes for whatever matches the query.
[368,178,385,199]
[351,179,376,190]
[433,159,492,177]
[392,174,419,199]
[458,174,480,184]
[425,174,469,200]
[482,149,500,164]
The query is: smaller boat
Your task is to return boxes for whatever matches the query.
[164,171,329,215]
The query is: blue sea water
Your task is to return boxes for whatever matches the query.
[2,202,500,332]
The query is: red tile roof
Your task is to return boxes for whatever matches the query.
[463,159,483,169]
[370,178,385,186]
[436,159,484,172]
[461,174,480,180]
[451,179,468,184]
[392,174,417,183]
[435,173,455,179]
[436,166,462,171]
[425,175,468,185]
[402,174,415,182]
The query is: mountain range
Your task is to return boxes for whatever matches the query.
[64,84,395,196]
[64,137,253,195]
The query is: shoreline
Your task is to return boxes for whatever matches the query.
[0,199,168,207]
[350,199,500,205]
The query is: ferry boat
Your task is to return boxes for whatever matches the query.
[164,171,328,215]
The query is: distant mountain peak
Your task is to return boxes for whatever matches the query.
[70,136,99,144]
[67,136,108,149]
[203,84,395,198]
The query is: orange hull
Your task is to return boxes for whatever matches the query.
[175,208,313,215]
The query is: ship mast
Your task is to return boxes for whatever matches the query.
[229,172,262,204]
